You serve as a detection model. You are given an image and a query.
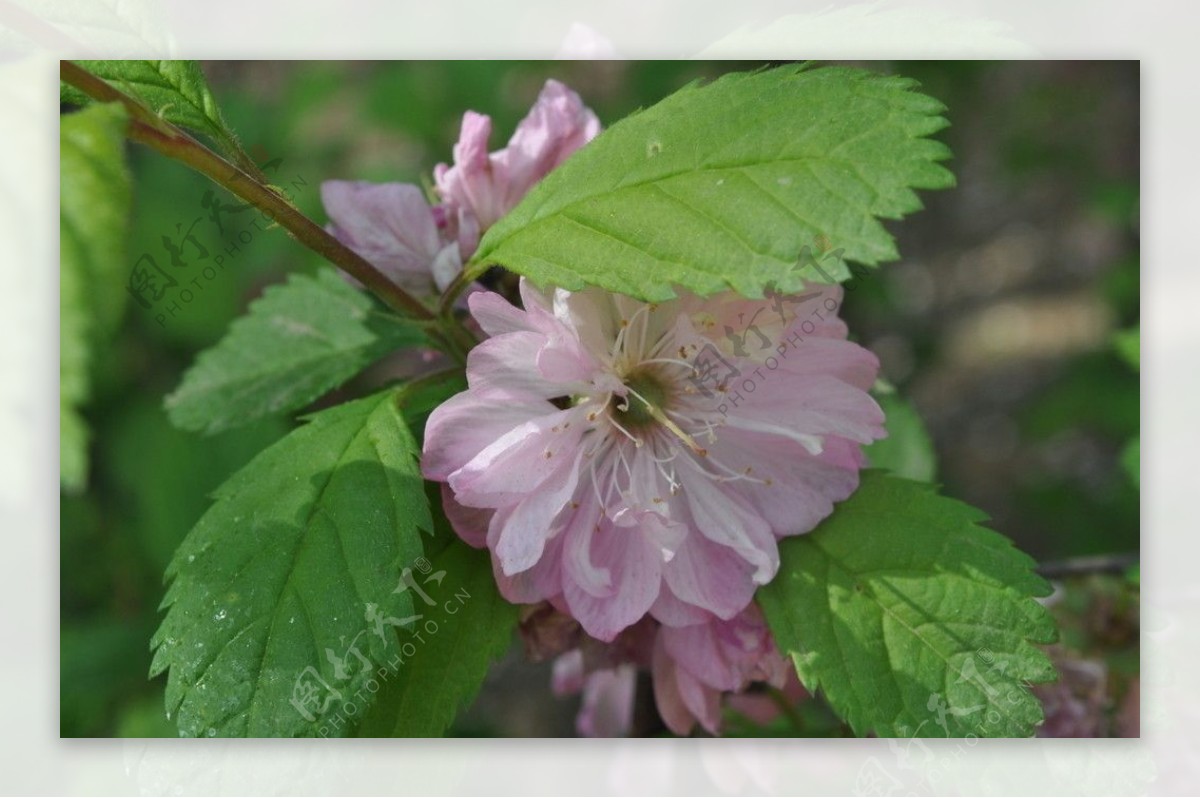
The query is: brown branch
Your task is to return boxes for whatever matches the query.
[60,60,439,327]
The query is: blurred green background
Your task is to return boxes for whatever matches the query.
[60,61,1139,737]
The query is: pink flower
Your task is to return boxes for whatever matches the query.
[546,605,794,737]
[320,180,462,295]
[423,279,885,642]
[434,79,601,257]
[321,80,599,296]
[652,605,790,735]
[553,652,639,737]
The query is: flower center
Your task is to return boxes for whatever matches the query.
[618,367,670,429]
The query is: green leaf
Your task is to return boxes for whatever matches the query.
[60,102,132,490]
[150,389,432,737]
[62,60,239,156]
[1113,326,1139,371]
[165,270,428,434]
[865,393,937,482]
[758,472,1057,738]
[353,512,519,737]
[1122,436,1139,487]
[474,64,954,301]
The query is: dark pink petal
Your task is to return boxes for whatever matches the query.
[439,483,490,548]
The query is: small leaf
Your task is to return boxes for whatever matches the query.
[474,64,953,301]
[759,472,1057,738]
[151,389,432,737]
[165,270,428,434]
[865,393,937,482]
[60,102,132,490]
[353,515,518,737]
[62,60,238,157]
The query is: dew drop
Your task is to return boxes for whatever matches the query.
[213,609,227,621]
[716,178,725,186]
[206,727,217,737]
[187,554,195,563]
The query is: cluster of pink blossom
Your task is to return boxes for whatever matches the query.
[324,81,885,735]
[321,79,600,298]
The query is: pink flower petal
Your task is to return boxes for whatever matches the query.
[439,483,490,549]
[563,521,663,642]
[662,531,757,621]
[422,390,554,481]
[493,447,586,575]
[576,664,637,737]
[450,407,586,505]
[681,470,778,583]
[320,180,446,290]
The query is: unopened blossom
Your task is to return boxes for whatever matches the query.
[423,278,885,642]
[553,652,639,737]
[548,606,792,736]
[435,79,600,257]
[321,80,599,295]
[652,605,790,735]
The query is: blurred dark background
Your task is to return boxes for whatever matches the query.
[60,61,1139,737]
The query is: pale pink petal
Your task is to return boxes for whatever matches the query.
[652,638,697,736]
[450,407,586,505]
[706,428,864,538]
[422,390,554,481]
[576,664,637,737]
[773,335,881,391]
[468,290,533,337]
[681,470,778,583]
[563,522,663,642]
[492,511,563,604]
[650,587,712,628]
[467,332,590,400]
[724,374,885,449]
[662,621,739,692]
[662,532,757,621]
[551,649,585,696]
[493,448,586,575]
[561,493,612,596]
[498,79,601,204]
[675,665,722,734]
[435,82,600,237]
[320,180,445,289]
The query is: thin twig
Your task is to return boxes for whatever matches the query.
[61,60,440,330]
[1036,552,1138,579]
